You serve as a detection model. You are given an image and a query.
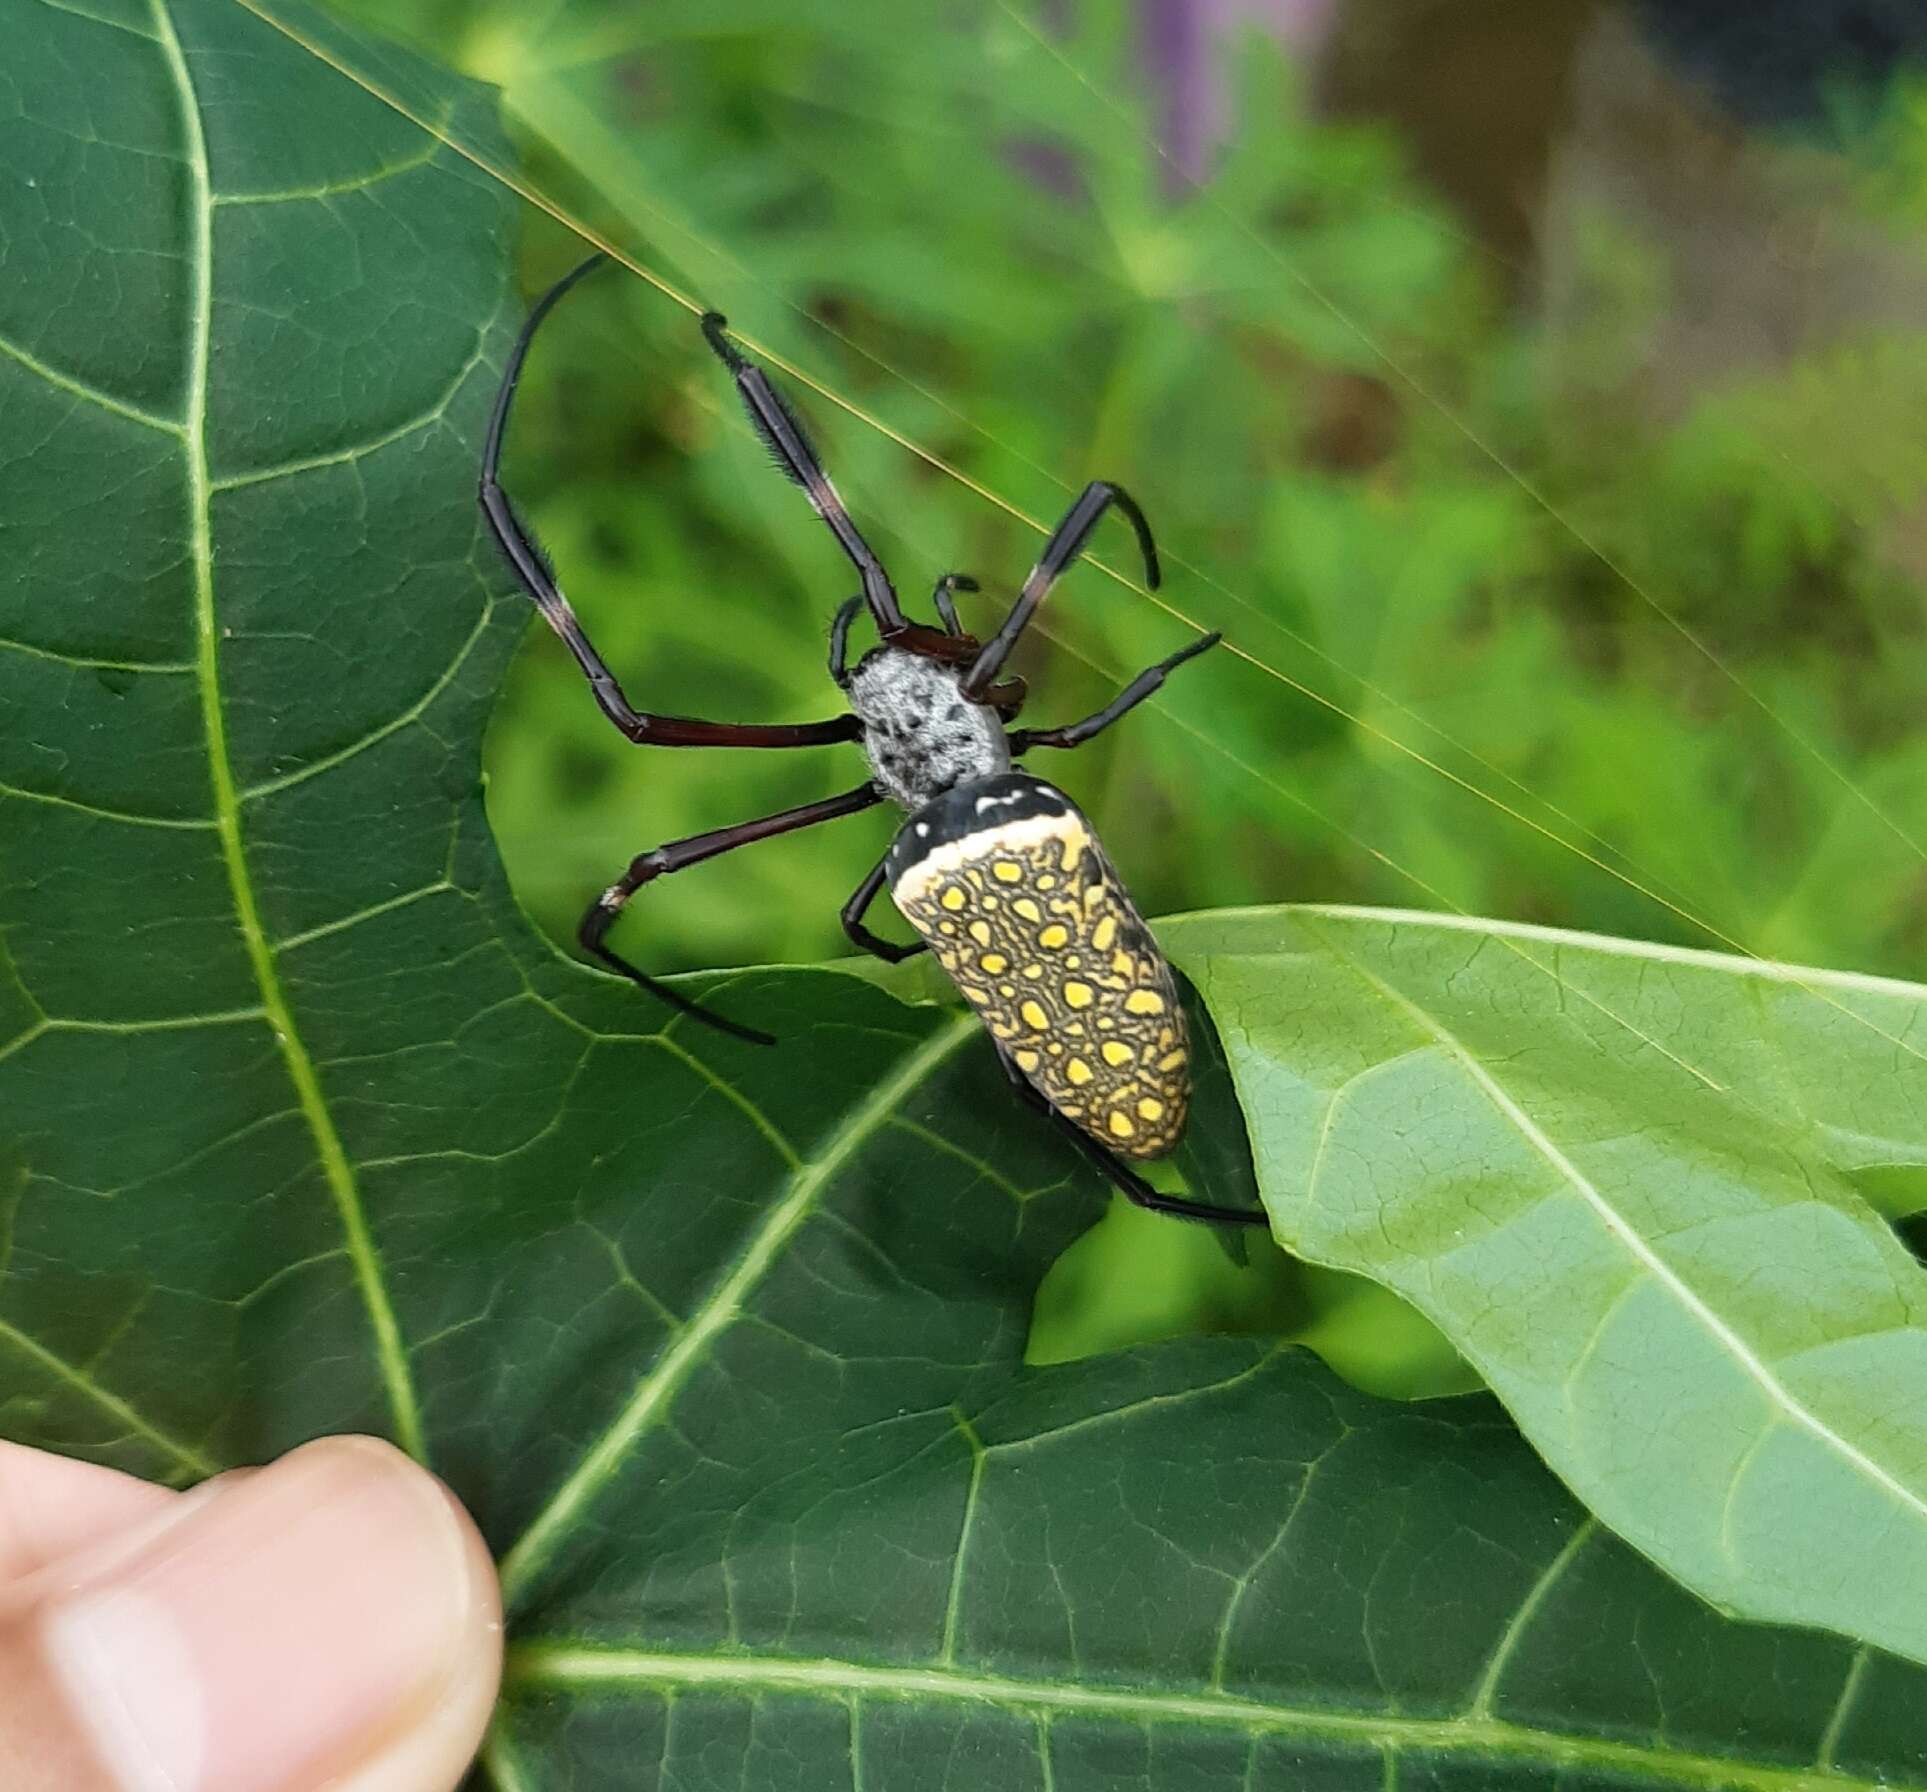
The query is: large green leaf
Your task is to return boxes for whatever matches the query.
[9,3,1927,1788]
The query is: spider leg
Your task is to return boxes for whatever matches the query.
[481,257,859,750]
[700,312,963,662]
[828,595,865,687]
[993,1048,1267,1227]
[840,856,927,963]
[581,782,883,1044]
[930,573,979,636]
[1009,631,1221,755]
[962,481,1161,699]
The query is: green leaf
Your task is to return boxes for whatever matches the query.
[9,4,1927,1789]
[1162,906,1927,1664]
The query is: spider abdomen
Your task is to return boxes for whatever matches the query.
[886,774,1189,1157]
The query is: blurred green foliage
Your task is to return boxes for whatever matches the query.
[323,0,1927,1387]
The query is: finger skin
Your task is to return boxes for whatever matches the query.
[0,1436,502,1792]
[303,1446,504,1792]
[0,1444,179,1583]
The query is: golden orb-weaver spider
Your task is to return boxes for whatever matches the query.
[480,255,1264,1227]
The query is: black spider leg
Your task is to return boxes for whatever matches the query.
[840,856,927,963]
[828,595,865,688]
[1009,630,1221,755]
[700,312,963,663]
[930,573,978,636]
[582,782,883,1044]
[962,481,1161,699]
[481,257,859,750]
[994,1050,1268,1228]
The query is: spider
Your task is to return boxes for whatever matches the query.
[479,254,1265,1228]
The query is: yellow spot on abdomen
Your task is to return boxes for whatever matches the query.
[1013,898,1042,921]
[968,920,992,946]
[1063,981,1093,1009]
[1066,1057,1093,1085]
[992,861,1023,883]
[1107,1110,1136,1139]
[1124,989,1165,1016]
[1101,1040,1134,1067]
[1091,914,1117,951]
[940,886,966,911]
[1157,1048,1187,1071]
[1137,1097,1165,1121]
[1038,924,1069,950]
[1014,1049,1040,1073]
[1020,999,1049,1031]
[979,953,1008,974]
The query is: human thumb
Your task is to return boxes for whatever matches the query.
[0,1435,502,1792]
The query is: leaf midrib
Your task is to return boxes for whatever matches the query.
[150,0,424,1463]
[503,1643,1902,1792]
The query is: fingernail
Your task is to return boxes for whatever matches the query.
[39,1437,476,1792]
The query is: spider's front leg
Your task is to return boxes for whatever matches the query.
[700,312,969,663]
[964,481,1161,700]
[482,256,861,750]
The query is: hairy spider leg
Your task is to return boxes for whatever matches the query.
[963,481,1162,699]
[1009,630,1223,754]
[481,256,859,749]
[581,782,885,1043]
[699,311,967,664]
[992,1047,1267,1228]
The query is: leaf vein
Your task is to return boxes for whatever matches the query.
[1465,1516,1597,1718]
[208,324,489,491]
[0,1313,216,1477]
[0,780,214,829]
[497,1013,979,1609]
[0,327,184,434]
[149,0,425,1461]
[211,121,449,204]
[235,599,493,801]
[504,1644,1911,1792]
